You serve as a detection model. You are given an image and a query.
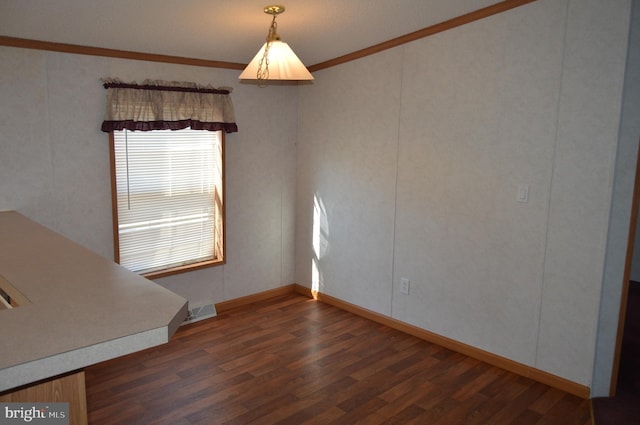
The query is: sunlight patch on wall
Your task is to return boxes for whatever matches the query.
[312,194,329,297]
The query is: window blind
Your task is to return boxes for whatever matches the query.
[113,128,221,274]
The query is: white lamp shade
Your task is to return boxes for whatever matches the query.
[239,40,314,81]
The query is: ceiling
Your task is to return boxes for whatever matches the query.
[0,0,506,68]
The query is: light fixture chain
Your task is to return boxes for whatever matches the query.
[257,15,279,80]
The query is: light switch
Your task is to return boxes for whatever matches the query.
[517,184,529,203]
[400,278,410,295]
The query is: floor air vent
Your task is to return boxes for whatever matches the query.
[182,303,217,325]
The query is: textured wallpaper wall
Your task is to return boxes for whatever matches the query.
[296,0,632,388]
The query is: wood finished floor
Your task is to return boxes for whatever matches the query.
[85,294,593,425]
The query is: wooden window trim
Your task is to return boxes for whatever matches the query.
[108,131,226,279]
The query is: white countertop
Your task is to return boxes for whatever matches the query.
[0,211,188,392]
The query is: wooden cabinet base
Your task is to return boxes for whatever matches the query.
[0,370,87,425]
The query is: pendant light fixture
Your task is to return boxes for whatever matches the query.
[239,5,314,81]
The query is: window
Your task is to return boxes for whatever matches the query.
[110,128,224,278]
[101,78,236,277]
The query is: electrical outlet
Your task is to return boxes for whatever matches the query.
[400,278,410,295]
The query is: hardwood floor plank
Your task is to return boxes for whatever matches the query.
[527,386,567,415]
[532,394,592,425]
[483,381,549,425]
[508,409,543,425]
[240,396,321,425]
[85,293,592,425]
[382,404,429,424]
[408,396,461,424]
[450,364,503,402]
[327,396,389,425]
[361,381,441,424]
[298,405,345,425]
[431,392,493,425]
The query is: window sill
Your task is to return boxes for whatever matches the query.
[141,258,225,280]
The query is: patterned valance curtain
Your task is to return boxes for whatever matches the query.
[100,79,238,133]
